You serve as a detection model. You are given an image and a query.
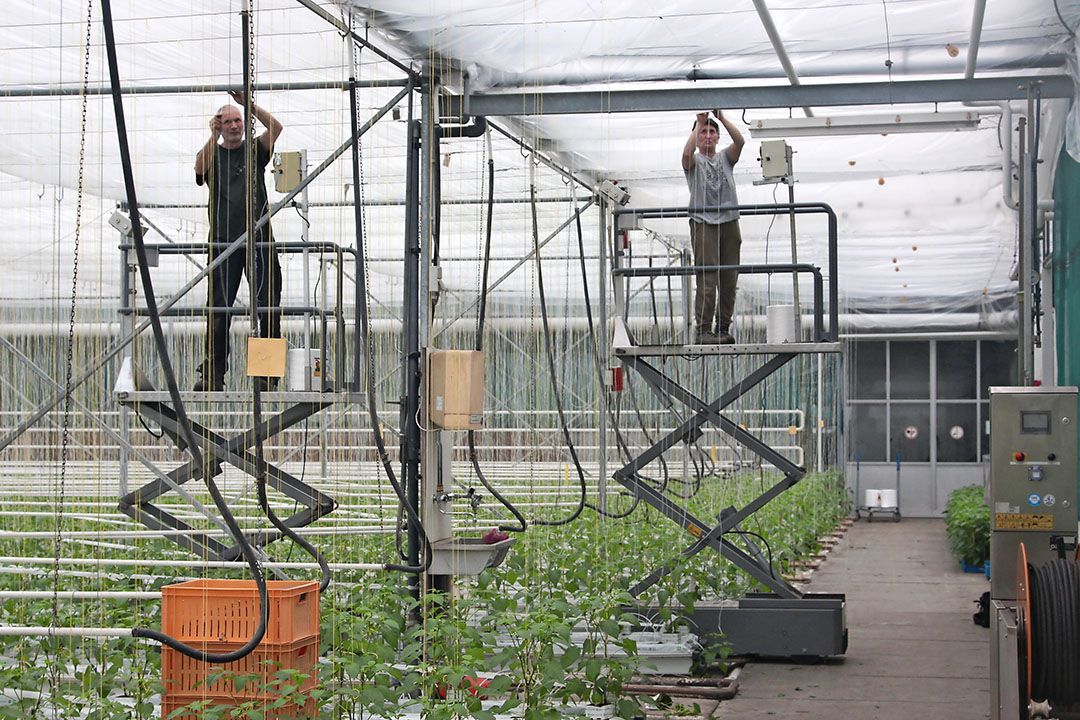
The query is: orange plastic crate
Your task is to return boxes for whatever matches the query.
[162,636,319,699]
[162,579,319,645]
[161,694,316,719]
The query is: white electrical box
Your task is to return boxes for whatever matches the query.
[597,179,630,206]
[273,151,303,193]
[759,140,793,180]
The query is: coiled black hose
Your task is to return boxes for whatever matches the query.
[1029,559,1080,703]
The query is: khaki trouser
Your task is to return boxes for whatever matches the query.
[691,219,742,333]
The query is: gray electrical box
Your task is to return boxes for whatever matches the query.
[988,386,1078,600]
[759,139,792,180]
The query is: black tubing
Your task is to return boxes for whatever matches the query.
[349,77,430,573]
[1029,559,1080,703]
[467,142,527,533]
[528,183,587,527]
[237,10,332,596]
[101,0,268,663]
[571,203,641,519]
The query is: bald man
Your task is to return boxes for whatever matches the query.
[193,92,283,391]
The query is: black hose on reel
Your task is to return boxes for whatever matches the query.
[1028,558,1080,704]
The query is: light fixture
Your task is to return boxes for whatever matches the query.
[748,111,981,138]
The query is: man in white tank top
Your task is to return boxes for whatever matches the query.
[681,110,744,344]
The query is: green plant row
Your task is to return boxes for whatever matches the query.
[0,471,848,718]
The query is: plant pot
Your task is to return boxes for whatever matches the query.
[961,560,985,573]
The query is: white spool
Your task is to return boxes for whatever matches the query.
[766,304,796,344]
[879,488,898,508]
[287,348,322,391]
[864,489,882,508]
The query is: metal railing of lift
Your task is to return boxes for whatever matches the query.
[119,240,363,390]
[612,203,839,343]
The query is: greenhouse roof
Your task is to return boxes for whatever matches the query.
[1,0,1077,325]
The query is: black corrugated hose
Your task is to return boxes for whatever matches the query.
[237,11,331,595]
[348,76,430,573]
[1029,559,1080,704]
[467,135,528,533]
[101,0,268,663]
[528,181,587,527]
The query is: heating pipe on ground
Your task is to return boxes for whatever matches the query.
[0,556,384,571]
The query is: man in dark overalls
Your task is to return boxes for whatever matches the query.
[193,92,283,391]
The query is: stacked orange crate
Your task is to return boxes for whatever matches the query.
[160,579,320,719]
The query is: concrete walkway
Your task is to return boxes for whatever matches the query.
[720,518,990,719]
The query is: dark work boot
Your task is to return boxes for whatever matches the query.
[695,327,720,344]
[717,325,735,345]
[254,376,279,392]
[193,368,224,392]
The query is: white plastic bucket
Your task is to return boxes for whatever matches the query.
[879,488,898,509]
[287,348,322,391]
[864,489,882,508]
[766,304,796,344]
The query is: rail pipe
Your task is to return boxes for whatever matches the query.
[0,556,383,571]
[0,626,135,638]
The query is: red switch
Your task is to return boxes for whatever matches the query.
[1013,451,1026,462]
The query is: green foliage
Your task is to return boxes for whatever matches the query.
[945,485,991,566]
[0,470,848,717]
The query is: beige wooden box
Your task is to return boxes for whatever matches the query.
[246,337,288,378]
[428,350,484,430]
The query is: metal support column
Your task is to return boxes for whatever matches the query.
[402,109,423,606]
[598,200,609,514]
[419,75,453,597]
[1018,113,1031,385]
[118,230,132,496]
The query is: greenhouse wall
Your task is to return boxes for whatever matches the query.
[1054,146,1080,389]
[1053,144,1080,511]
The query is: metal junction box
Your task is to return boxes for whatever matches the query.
[988,386,1078,601]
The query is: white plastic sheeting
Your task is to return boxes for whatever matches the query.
[351,0,1073,88]
[0,0,1077,328]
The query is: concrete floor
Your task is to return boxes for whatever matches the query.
[719,518,990,719]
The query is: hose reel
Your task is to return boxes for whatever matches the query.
[1016,542,1080,717]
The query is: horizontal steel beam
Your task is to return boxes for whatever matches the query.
[450,75,1070,116]
[0,78,406,98]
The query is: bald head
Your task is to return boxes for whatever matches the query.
[215,105,245,149]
